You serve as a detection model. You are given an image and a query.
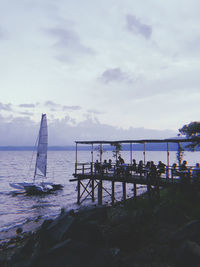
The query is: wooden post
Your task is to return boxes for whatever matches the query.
[91,163,95,202]
[75,143,78,176]
[134,183,137,198]
[112,181,115,205]
[143,142,146,164]
[91,144,95,202]
[167,142,169,178]
[77,179,81,204]
[130,143,132,164]
[98,180,102,205]
[123,182,126,201]
[100,143,103,164]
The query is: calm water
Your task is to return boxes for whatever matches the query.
[0,150,199,233]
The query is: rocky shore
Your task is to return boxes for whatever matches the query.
[1,187,200,266]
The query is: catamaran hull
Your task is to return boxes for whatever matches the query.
[10,182,63,195]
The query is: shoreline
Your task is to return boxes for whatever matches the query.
[3,186,200,266]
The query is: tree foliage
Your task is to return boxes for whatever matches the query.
[111,142,122,161]
[179,121,200,151]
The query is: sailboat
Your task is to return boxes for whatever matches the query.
[10,114,63,195]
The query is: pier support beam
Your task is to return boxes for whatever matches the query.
[123,182,126,201]
[98,180,103,205]
[134,183,137,198]
[112,181,115,205]
[91,180,95,202]
[77,179,81,204]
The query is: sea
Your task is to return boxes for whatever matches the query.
[0,150,200,237]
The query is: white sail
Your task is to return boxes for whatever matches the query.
[34,114,48,178]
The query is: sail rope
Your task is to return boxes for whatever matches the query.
[26,134,39,179]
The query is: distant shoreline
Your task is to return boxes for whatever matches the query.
[0,144,198,151]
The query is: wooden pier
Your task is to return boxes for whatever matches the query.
[70,138,194,205]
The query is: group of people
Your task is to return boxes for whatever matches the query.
[94,157,200,183]
[172,160,200,184]
[94,157,167,177]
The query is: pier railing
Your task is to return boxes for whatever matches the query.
[74,162,193,182]
[72,162,196,205]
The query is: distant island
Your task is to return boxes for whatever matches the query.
[0,143,199,151]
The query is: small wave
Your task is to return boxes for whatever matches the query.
[31,203,59,209]
[0,212,60,235]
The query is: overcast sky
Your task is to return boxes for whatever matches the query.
[0,0,200,145]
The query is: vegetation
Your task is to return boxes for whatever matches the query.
[110,142,122,161]
[179,121,200,151]
[176,142,184,166]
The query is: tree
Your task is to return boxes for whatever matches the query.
[179,121,200,151]
[110,142,122,162]
[176,142,184,166]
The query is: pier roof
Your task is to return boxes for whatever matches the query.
[75,138,193,145]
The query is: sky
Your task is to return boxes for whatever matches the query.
[0,0,200,145]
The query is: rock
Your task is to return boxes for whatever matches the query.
[40,219,54,230]
[107,207,130,226]
[16,227,23,235]
[87,248,113,267]
[39,213,75,247]
[68,220,105,246]
[176,240,200,266]
[169,220,200,245]
[108,223,133,249]
[35,240,95,267]
[77,206,108,223]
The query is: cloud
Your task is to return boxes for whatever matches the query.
[99,68,132,84]
[0,115,176,146]
[87,109,104,115]
[0,102,12,111]
[44,101,59,108]
[63,105,82,111]
[45,26,93,61]
[18,111,34,116]
[126,14,152,39]
[44,101,82,112]
[18,104,36,108]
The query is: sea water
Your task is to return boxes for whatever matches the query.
[0,150,199,235]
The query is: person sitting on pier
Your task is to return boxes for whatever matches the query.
[171,163,178,177]
[108,159,112,170]
[118,155,125,165]
[192,163,200,184]
[137,160,144,176]
[147,161,158,183]
[115,160,121,175]
[102,159,109,173]
[157,161,166,176]
[145,161,151,171]
[180,160,188,171]
[179,160,191,184]
[94,160,101,173]
[131,159,137,172]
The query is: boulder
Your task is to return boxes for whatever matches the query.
[39,213,75,247]
[176,240,200,266]
[35,240,95,267]
[68,220,105,246]
[169,220,200,245]
[77,206,108,223]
